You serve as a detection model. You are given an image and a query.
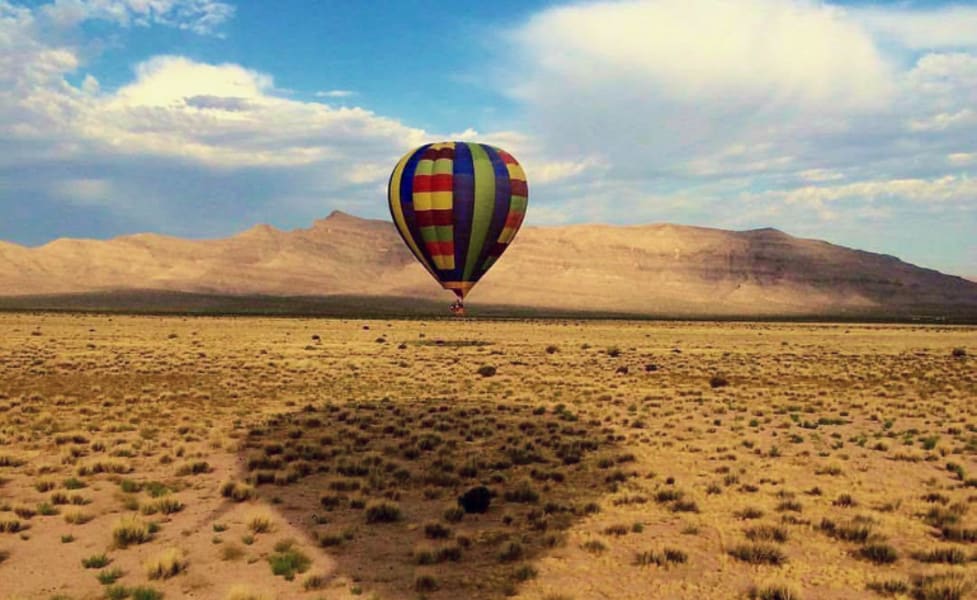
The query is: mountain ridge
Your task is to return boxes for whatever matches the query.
[1,211,975,318]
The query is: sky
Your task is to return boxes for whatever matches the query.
[1,0,975,277]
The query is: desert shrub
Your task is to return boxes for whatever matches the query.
[504,481,539,503]
[247,512,274,534]
[63,510,93,525]
[859,543,898,564]
[141,497,183,516]
[145,548,187,579]
[748,585,800,600]
[867,579,910,596]
[424,522,451,539]
[112,515,155,547]
[414,574,439,592]
[303,574,326,591]
[745,525,789,543]
[34,479,57,493]
[654,489,683,503]
[914,547,967,564]
[833,494,857,507]
[268,539,310,581]
[672,499,700,513]
[634,548,688,566]
[940,526,977,542]
[444,506,465,522]
[735,507,764,520]
[729,543,786,565]
[911,573,972,600]
[365,500,401,523]
[95,566,123,585]
[499,541,524,562]
[220,480,255,502]
[130,586,163,600]
[0,517,23,533]
[82,553,111,568]
[63,477,86,489]
[818,518,873,543]
[176,461,211,476]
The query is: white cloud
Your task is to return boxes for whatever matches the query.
[852,4,977,50]
[315,89,354,98]
[513,0,892,109]
[41,0,233,35]
[949,153,977,166]
[1,0,976,275]
[502,0,977,223]
[756,175,977,207]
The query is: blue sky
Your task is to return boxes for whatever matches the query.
[1,0,976,277]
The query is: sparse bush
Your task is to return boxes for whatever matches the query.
[130,586,163,600]
[247,512,274,534]
[745,525,789,543]
[859,543,898,564]
[268,539,310,581]
[97,567,124,585]
[914,547,967,564]
[63,510,93,525]
[867,579,910,596]
[499,541,524,562]
[365,500,401,523]
[729,543,786,565]
[112,515,155,547]
[748,585,800,600]
[414,574,439,592]
[911,573,972,600]
[82,553,111,569]
[634,548,687,566]
[220,480,255,502]
[424,522,451,539]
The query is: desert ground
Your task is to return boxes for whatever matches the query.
[0,313,975,600]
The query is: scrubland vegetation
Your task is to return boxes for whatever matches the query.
[0,313,974,598]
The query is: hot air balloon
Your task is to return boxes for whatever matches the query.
[388,141,528,313]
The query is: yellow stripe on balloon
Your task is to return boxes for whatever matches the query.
[430,191,454,209]
[388,152,435,276]
[506,162,526,181]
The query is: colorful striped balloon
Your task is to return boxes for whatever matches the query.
[387,141,528,299]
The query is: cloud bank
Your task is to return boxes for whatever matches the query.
[1,0,975,275]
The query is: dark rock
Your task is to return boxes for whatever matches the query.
[458,486,491,514]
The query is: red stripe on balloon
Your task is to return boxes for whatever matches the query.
[415,209,454,227]
[509,180,528,196]
[504,211,523,228]
[425,241,454,256]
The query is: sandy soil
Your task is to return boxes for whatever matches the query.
[0,313,975,599]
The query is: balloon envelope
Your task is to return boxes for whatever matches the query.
[387,141,528,299]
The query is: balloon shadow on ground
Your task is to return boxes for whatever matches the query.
[233,397,630,599]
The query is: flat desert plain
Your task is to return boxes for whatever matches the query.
[0,313,975,600]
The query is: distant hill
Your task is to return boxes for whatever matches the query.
[1,211,975,320]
